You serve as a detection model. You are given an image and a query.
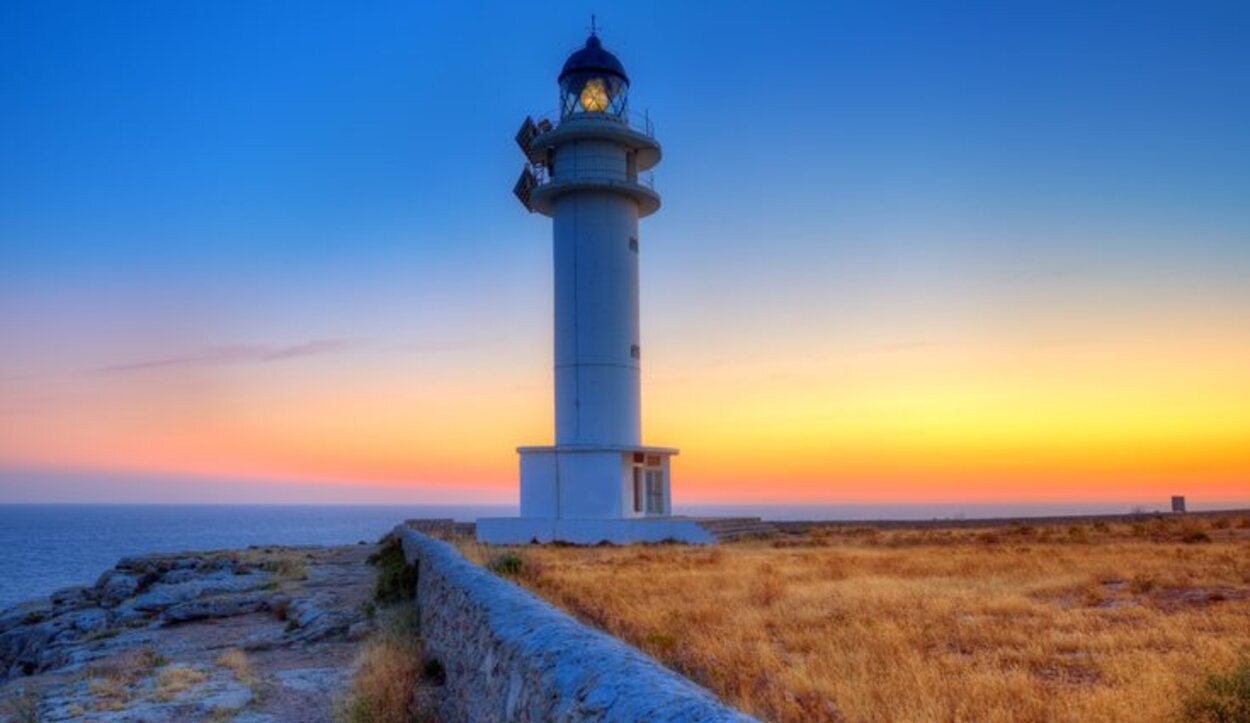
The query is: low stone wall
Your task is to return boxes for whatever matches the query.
[395,526,756,723]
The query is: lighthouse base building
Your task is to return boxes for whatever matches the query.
[476,32,719,545]
[477,444,718,545]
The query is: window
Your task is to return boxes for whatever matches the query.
[630,344,640,360]
[645,470,665,514]
[629,236,638,252]
[633,468,643,513]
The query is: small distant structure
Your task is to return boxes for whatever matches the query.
[1171,496,1186,514]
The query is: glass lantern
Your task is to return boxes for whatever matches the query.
[560,71,629,120]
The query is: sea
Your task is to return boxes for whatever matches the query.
[0,500,1222,611]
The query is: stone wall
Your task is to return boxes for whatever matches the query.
[395,526,756,723]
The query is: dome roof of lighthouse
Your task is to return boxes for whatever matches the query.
[559,35,629,84]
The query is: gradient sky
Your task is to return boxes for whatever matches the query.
[2,1,1248,505]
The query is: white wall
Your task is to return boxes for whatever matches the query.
[551,176,642,447]
[518,451,558,518]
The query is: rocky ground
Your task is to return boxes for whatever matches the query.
[0,543,380,722]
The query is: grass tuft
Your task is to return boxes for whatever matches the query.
[1181,656,1250,723]
[216,648,268,702]
[334,606,432,723]
[85,645,166,709]
[0,689,41,723]
[152,665,208,702]
[486,552,524,577]
[261,554,309,581]
[370,536,417,604]
[216,649,255,685]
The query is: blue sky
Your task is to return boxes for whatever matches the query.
[2,1,1249,503]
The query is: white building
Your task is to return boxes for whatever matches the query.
[477,32,716,545]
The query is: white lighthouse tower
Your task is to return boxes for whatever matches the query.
[477,31,715,545]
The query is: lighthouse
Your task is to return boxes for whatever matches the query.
[477,31,715,545]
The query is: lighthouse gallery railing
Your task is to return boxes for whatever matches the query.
[531,156,655,191]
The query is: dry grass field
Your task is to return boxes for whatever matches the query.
[459,514,1250,723]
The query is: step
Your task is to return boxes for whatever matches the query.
[694,517,779,541]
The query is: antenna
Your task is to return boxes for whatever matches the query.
[589,14,598,37]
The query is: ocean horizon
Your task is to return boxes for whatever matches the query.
[3,500,1246,610]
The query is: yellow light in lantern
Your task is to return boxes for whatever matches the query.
[579,78,610,112]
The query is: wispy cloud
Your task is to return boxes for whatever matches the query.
[385,339,478,353]
[862,339,949,353]
[91,339,358,374]
[1005,265,1085,282]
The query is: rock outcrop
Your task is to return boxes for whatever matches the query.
[0,544,378,722]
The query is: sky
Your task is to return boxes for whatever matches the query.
[2,1,1248,506]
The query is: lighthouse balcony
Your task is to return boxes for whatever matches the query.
[519,110,661,170]
[528,157,661,217]
[555,108,655,137]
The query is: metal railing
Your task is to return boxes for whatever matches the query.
[531,108,656,138]
[533,155,655,191]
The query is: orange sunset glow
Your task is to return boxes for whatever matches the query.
[4,306,1248,504]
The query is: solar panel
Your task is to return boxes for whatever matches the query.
[515,116,538,156]
[513,167,538,212]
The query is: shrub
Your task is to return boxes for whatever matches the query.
[422,658,445,684]
[335,606,430,723]
[88,646,164,686]
[642,630,680,654]
[261,555,308,581]
[1129,575,1157,595]
[153,665,208,702]
[370,537,417,603]
[487,552,525,577]
[216,649,255,685]
[270,596,291,621]
[1183,530,1213,544]
[1181,657,1250,723]
[1082,585,1109,607]
[0,690,41,723]
[845,527,881,542]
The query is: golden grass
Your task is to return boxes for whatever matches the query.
[84,645,165,710]
[216,649,254,683]
[460,515,1250,723]
[261,554,310,581]
[152,665,208,702]
[0,689,43,723]
[216,648,264,696]
[335,605,432,723]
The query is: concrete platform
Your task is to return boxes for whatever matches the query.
[476,517,717,545]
